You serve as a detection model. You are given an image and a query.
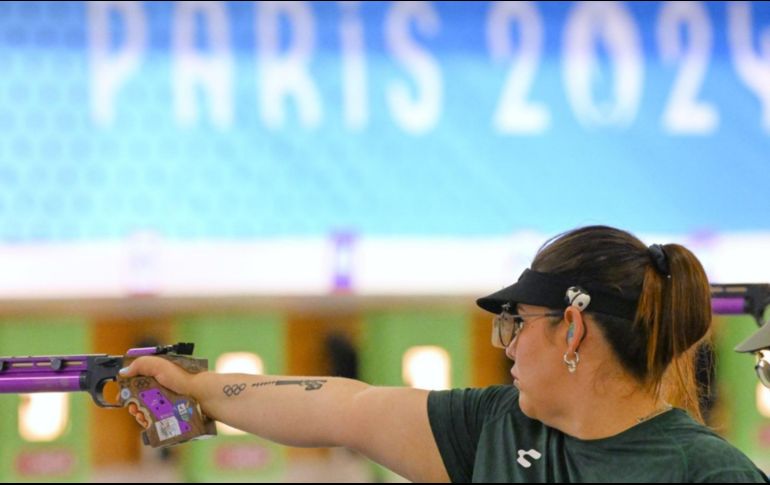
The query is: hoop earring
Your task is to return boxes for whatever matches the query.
[563,351,580,373]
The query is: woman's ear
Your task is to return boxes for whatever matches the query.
[563,306,586,353]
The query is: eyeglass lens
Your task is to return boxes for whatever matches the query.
[757,353,770,388]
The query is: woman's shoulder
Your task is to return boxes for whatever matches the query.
[654,410,767,482]
[654,410,742,452]
[469,384,520,414]
[429,385,520,420]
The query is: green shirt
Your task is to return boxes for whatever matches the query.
[428,386,768,483]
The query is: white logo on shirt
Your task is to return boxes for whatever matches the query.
[516,449,542,468]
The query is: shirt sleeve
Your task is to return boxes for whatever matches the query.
[427,386,513,483]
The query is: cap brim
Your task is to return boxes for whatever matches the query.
[476,284,520,314]
[476,270,570,314]
[735,323,770,353]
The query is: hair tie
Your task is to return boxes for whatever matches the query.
[648,244,671,278]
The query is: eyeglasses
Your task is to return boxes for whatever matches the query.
[491,309,563,349]
[756,351,770,388]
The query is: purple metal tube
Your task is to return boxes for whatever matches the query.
[0,356,89,393]
[0,375,82,393]
[126,347,160,357]
[712,297,746,315]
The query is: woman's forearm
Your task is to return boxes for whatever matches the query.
[191,371,370,447]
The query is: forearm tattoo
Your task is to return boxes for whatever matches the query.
[221,379,328,397]
[254,379,328,391]
[222,383,247,397]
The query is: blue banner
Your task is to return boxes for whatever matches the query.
[0,1,768,241]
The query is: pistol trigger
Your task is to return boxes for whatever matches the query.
[93,378,121,408]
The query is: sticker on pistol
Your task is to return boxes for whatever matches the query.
[174,399,194,422]
[155,416,182,441]
[140,389,174,420]
[140,389,192,434]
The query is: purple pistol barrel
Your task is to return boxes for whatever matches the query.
[0,356,88,393]
[126,343,194,358]
[712,297,747,315]
[126,347,162,357]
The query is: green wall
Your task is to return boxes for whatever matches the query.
[176,313,286,482]
[361,309,471,388]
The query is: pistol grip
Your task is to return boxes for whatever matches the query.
[118,356,217,448]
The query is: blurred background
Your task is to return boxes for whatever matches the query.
[0,0,769,481]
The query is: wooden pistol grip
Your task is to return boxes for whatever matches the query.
[118,355,217,448]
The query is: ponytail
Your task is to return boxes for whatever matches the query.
[636,244,712,422]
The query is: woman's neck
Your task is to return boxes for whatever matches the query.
[546,380,670,440]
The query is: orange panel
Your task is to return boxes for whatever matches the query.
[90,318,172,466]
[471,309,511,388]
[285,312,360,460]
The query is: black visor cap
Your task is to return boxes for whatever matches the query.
[476,269,639,321]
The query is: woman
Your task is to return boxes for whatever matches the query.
[121,225,767,482]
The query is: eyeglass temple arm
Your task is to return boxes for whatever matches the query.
[710,283,770,327]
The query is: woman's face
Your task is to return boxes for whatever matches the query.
[505,303,567,420]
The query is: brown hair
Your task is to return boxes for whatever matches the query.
[531,225,712,422]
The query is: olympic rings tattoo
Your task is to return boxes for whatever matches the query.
[222,383,247,397]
